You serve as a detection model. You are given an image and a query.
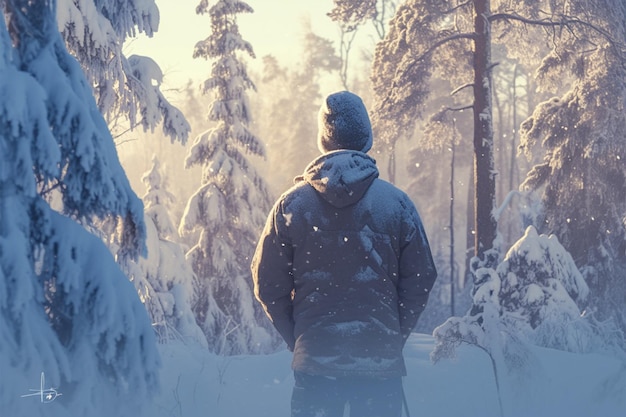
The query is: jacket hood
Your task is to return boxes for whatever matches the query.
[297,150,379,208]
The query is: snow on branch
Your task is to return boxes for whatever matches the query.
[489,12,625,56]
[58,0,190,143]
[126,55,191,144]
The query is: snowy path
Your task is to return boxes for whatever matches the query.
[142,334,625,417]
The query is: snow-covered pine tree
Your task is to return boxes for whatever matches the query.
[371,0,621,263]
[143,155,177,240]
[1,0,158,415]
[179,0,280,355]
[372,0,499,260]
[124,156,206,346]
[519,0,626,343]
[57,0,190,142]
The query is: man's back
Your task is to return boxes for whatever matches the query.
[254,149,436,377]
[251,90,437,417]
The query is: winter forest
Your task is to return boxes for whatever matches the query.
[1,0,626,416]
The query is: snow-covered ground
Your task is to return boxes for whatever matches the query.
[140,333,625,417]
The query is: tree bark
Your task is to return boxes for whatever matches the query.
[449,135,456,316]
[464,162,475,292]
[472,0,497,260]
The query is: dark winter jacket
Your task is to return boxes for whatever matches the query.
[251,150,437,377]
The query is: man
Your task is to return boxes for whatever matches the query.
[251,91,437,417]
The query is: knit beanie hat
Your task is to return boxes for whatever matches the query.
[317,91,373,154]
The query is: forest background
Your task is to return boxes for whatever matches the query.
[1,0,626,416]
[119,0,626,341]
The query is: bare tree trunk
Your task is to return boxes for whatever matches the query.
[492,73,503,203]
[472,0,497,260]
[464,162,475,292]
[509,64,519,192]
[449,134,456,316]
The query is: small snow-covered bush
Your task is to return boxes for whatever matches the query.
[434,226,624,358]
[497,226,590,351]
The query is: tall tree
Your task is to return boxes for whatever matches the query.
[179,0,279,354]
[372,0,497,261]
[519,0,626,335]
[371,0,619,263]
[0,0,158,415]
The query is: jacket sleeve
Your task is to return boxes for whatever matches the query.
[397,206,437,343]
[251,201,296,350]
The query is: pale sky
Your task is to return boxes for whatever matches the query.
[126,0,339,90]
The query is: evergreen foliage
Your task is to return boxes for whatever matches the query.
[58,0,190,142]
[0,1,158,415]
[123,156,206,346]
[519,0,626,337]
[370,0,626,346]
[180,0,280,354]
